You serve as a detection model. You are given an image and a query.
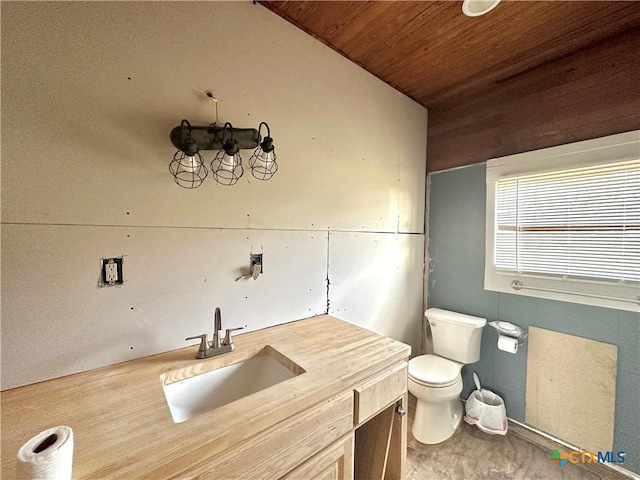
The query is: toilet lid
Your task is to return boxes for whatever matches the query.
[408,355,460,386]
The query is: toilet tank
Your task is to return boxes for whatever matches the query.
[426,308,487,364]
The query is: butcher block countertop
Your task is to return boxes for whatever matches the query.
[1,315,411,479]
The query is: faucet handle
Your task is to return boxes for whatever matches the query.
[185,334,209,353]
[222,327,244,346]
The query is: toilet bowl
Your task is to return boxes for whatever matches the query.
[408,354,463,444]
[409,309,486,445]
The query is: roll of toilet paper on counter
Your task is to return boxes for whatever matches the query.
[17,426,73,480]
[497,334,518,354]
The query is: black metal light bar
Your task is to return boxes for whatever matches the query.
[170,124,260,152]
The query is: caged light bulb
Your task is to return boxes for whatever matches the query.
[168,120,208,188]
[220,153,237,171]
[254,150,274,168]
[249,124,278,181]
[182,155,199,173]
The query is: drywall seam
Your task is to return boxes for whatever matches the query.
[0,222,424,236]
[397,160,401,234]
[422,173,431,355]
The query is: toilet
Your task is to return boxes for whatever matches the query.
[408,308,486,444]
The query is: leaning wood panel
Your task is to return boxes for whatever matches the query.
[427,28,640,172]
[354,362,407,425]
[526,327,617,452]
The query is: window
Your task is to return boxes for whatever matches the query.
[485,131,640,312]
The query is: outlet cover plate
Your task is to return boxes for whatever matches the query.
[101,257,123,286]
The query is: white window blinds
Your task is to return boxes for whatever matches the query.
[495,160,640,283]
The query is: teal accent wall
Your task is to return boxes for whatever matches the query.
[427,163,640,474]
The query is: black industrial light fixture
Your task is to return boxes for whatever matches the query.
[168,104,278,188]
[248,122,278,181]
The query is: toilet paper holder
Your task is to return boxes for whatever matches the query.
[488,321,528,345]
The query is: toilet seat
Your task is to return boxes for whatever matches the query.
[408,355,461,388]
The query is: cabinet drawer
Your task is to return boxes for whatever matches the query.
[354,362,407,425]
[191,392,353,479]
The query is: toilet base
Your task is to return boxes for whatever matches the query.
[412,397,463,444]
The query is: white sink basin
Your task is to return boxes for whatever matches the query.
[161,346,304,423]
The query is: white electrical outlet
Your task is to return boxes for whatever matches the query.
[105,262,118,284]
[100,257,123,287]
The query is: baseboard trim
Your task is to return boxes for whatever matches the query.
[507,418,639,480]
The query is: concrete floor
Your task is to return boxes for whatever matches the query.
[406,395,601,480]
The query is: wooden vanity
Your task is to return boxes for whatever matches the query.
[1,315,411,479]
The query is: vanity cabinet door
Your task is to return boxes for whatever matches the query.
[280,433,354,480]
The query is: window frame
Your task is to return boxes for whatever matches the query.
[484,130,640,313]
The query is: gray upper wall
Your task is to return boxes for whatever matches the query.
[427,163,640,474]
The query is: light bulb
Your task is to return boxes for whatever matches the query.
[255,150,274,168]
[221,153,236,171]
[182,155,199,173]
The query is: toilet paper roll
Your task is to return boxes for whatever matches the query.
[17,426,73,480]
[497,334,518,354]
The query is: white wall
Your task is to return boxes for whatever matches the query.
[0,1,427,390]
[329,232,424,346]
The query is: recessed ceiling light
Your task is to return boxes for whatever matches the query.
[462,0,502,17]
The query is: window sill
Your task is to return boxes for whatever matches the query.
[484,271,640,313]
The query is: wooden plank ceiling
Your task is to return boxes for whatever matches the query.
[261,1,640,171]
[261,1,640,109]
